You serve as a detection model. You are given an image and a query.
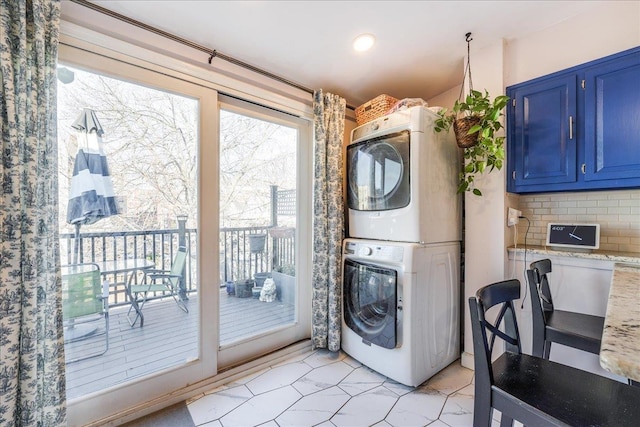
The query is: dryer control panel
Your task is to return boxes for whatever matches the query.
[344,241,404,263]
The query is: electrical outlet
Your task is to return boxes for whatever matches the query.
[507,208,522,227]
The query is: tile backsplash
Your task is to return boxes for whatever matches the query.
[515,189,640,253]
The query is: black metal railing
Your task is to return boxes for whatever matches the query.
[219,226,295,283]
[60,225,295,307]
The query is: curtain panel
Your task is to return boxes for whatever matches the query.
[311,90,346,351]
[0,1,65,425]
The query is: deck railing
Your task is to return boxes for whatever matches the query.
[59,225,295,306]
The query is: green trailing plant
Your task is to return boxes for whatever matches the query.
[434,89,510,196]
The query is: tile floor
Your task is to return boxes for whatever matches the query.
[185,349,496,427]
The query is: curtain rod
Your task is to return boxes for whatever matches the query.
[69,0,355,110]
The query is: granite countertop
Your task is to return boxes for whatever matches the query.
[508,245,640,264]
[599,263,640,382]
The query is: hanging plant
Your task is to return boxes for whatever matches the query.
[434,33,510,196]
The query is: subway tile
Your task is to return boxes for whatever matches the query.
[558,201,578,208]
[619,199,640,206]
[607,191,632,200]
[609,237,631,245]
[577,201,599,208]
[597,200,621,207]
[606,207,631,215]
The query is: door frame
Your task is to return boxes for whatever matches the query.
[59,44,219,427]
[216,95,312,369]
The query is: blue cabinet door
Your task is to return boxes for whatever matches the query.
[508,74,577,192]
[584,51,640,183]
[508,46,640,194]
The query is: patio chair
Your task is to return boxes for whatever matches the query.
[127,246,189,327]
[61,263,109,363]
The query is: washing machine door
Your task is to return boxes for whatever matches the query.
[347,130,410,211]
[343,258,398,349]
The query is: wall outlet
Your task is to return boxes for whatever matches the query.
[507,208,522,227]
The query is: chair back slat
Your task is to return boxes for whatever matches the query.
[62,263,102,319]
[469,279,523,386]
[168,246,188,286]
[530,259,554,311]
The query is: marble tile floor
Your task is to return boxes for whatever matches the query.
[184,349,503,427]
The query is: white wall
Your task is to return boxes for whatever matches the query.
[428,84,461,111]
[60,2,313,116]
[428,1,640,369]
[457,40,508,369]
[504,1,640,86]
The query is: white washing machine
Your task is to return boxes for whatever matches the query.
[341,238,460,387]
[347,106,461,243]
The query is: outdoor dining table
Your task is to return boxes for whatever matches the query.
[97,258,155,327]
[599,263,640,386]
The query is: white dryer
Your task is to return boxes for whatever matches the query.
[341,238,460,387]
[347,106,461,243]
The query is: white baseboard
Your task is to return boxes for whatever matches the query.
[461,351,475,371]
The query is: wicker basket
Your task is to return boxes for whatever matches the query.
[355,94,398,125]
[453,116,481,148]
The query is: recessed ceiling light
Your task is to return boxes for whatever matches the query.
[353,34,375,52]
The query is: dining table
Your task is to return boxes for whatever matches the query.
[599,262,640,385]
[97,258,155,327]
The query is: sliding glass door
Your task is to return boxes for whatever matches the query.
[217,96,311,368]
[58,45,217,426]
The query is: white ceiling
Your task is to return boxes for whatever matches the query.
[85,1,601,107]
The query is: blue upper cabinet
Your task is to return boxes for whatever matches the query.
[507,46,640,194]
[584,54,640,183]
[509,74,577,189]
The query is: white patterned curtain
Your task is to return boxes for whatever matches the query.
[311,90,346,351]
[0,1,65,425]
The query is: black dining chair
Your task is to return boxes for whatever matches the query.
[527,258,604,359]
[469,279,640,427]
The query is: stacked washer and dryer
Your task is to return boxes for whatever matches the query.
[342,105,461,386]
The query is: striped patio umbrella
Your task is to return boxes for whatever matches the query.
[67,108,119,262]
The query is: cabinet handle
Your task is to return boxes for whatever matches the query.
[569,116,574,140]
[581,164,586,174]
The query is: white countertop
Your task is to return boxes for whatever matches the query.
[599,263,640,382]
[508,245,640,265]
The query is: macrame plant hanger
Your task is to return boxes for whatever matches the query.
[453,32,481,148]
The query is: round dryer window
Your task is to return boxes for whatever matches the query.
[347,131,410,211]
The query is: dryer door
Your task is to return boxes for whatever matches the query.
[347,130,410,211]
[343,258,398,349]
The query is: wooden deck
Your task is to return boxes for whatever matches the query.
[64,289,296,400]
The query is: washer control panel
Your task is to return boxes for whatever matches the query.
[344,241,404,263]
